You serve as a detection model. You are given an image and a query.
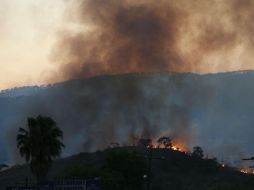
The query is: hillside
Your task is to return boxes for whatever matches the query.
[1,71,254,167]
[0,147,253,190]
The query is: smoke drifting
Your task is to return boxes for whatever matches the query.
[2,0,254,168]
[47,0,254,166]
[3,74,202,163]
[50,0,183,80]
[50,0,254,82]
[3,72,254,168]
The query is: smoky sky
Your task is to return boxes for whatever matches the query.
[49,0,254,82]
[2,73,203,163]
[3,72,254,170]
[1,0,254,89]
[2,0,254,169]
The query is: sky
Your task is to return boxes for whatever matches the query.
[1,0,254,90]
[0,0,66,89]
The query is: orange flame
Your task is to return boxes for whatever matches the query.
[147,143,187,154]
[240,169,254,174]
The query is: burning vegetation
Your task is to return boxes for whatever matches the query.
[239,167,254,175]
[136,136,254,175]
[240,169,254,174]
[137,136,189,155]
[2,0,254,182]
[1,0,251,171]
[1,0,254,189]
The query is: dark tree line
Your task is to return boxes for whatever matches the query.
[15,115,206,189]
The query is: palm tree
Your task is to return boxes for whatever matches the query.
[17,115,65,183]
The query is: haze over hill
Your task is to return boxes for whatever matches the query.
[0,71,254,169]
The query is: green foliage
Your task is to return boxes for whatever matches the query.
[101,170,125,190]
[16,115,65,182]
[64,164,101,179]
[104,150,147,190]
[64,150,147,190]
[64,164,124,190]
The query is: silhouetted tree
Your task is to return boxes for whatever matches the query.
[157,136,172,148]
[16,115,65,183]
[104,150,147,190]
[138,138,153,148]
[64,150,147,190]
[64,164,103,179]
[192,146,204,159]
[64,164,124,190]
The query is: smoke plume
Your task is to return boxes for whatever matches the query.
[47,0,254,167]
[2,0,254,168]
[49,0,254,82]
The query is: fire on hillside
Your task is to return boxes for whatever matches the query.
[137,137,254,175]
[240,169,254,175]
[148,143,187,154]
[138,137,188,154]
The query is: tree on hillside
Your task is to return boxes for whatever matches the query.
[64,164,124,190]
[63,150,147,190]
[192,146,204,159]
[138,138,153,148]
[104,150,147,190]
[16,115,65,183]
[157,136,172,148]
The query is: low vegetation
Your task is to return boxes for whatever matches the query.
[64,150,147,190]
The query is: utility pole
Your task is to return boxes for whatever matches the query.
[25,177,28,187]
[145,147,165,190]
[147,147,152,190]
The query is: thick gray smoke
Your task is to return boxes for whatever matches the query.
[1,73,203,163]
[2,0,254,170]
[1,72,254,170]
[49,0,254,82]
